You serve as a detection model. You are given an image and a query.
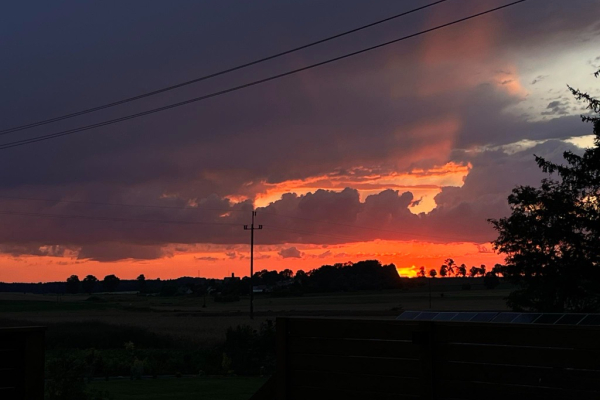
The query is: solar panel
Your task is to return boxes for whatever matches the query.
[513,313,541,324]
[414,312,438,321]
[492,313,520,323]
[534,314,562,324]
[396,311,421,321]
[396,311,599,325]
[432,312,458,321]
[470,312,497,322]
[579,314,600,326]
[556,314,585,325]
[451,312,478,321]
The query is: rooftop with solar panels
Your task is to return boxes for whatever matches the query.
[396,311,600,325]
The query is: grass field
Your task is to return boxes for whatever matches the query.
[89,377,268,400]
[0,284,511,344]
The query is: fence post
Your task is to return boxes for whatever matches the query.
[275,318,289,400]
[23,329,45,400]
[413,321,435,400]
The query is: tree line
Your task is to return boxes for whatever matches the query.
[414,259,500,289]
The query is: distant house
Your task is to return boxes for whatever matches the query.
[253,285,269,293]
[224,272,240,282]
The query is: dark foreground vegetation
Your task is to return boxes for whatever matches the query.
[0,317,274,400]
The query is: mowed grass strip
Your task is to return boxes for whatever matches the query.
[89,376,268,400]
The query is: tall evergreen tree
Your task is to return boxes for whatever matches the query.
[490,69,600,312]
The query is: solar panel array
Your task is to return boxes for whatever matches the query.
[396,311,600,325]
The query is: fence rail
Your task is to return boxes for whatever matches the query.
[268,317,600,400]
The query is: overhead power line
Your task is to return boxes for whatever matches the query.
[0,210,238,227]
[266,225,364,242]
[0,0,526,150]
[0,0,450,136]
[0,195,247,214]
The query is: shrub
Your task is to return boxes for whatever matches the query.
[223,320,276,375]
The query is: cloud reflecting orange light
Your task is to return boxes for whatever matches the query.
[252,160,470,214]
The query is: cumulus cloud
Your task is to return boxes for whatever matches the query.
[278,247,304,259]
[317,250,332,259]
[0,244,71,257]
[77,243,171,262]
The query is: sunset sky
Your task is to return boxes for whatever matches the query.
[1,0,599,282]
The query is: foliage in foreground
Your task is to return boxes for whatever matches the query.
[44,319,275,381]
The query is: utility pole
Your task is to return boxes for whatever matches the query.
[244,210,262,319]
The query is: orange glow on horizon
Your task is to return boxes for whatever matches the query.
[0,239,503,283]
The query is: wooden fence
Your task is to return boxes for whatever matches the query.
[266,317,600,400]
[0,326,45,400]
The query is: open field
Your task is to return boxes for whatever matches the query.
[88,377,268,400]
[0,285,511,344]
[0,286,510,344]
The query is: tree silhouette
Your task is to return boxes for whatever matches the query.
[81,275,98,294]
[445,258,456,276]
[483,270,500,289]
[417,266,426,278]
[478,265,486,277]
[490,69,600,312]
[469,266,479,278]
[439,264,448,277]
[65,275,80,294]
[279,269,294,280]
[102,274,120,292]
[457,264,467,277]
[294,270,307,284]
[137,274,146,293]
[428,269,437,278]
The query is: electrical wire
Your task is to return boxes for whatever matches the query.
[265,225,363,242]
[0,0,450,136]
[0,210,238,227]
[0,0,526,150]
[0,195,246,214]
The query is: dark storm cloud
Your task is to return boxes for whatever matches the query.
[0,0,598,260]
[0,138,585,259]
